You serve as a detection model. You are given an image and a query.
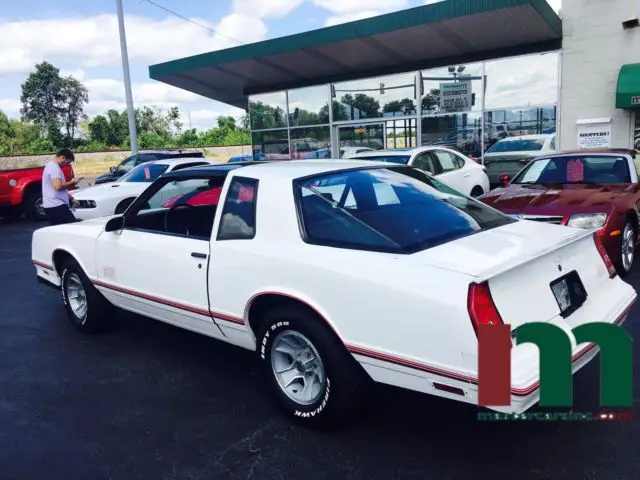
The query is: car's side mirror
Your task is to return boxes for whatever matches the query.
[110,166,117,174]
[105,215,124,233]
[499,174,511,187]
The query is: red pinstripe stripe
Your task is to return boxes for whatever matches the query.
[349,297,636,398]
[92,280,244,325]
[33,260,54,271]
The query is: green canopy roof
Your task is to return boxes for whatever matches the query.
[616,63,640,109]
[149,0,562,110]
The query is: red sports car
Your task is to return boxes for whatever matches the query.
[478,149,640,276]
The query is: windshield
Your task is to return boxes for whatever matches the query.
[512,155,631,185]
[118,163,169,183]
[294,167,514,254]
[486,139,546,153]
[350,155,410,164]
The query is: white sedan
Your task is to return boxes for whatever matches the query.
[32,160,636,426]
[346,146,490,197]
[70,157,217,220]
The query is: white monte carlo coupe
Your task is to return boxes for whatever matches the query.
[70,157,217,220]
[32,160,636,426]
[346,146,491,197]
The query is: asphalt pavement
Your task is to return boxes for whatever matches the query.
[1,218,639,480]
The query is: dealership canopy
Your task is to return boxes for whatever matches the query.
[148,0,562,110]
[616,63,640,109]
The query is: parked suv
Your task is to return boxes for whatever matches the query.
[95,151,206,184]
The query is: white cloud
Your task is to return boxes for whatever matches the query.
[0,13,267,76]
[232,0,304,19]
[312,0,410,25]
[60,68,86,81]
[0,98,21,118]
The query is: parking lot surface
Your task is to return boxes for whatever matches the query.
[1,218,639,480]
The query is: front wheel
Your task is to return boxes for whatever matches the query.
[616,220,636,277]
[61,259,114,333]
[257,305,369,427]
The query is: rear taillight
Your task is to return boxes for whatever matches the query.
[467,282,504,337]
[594,231,617,278]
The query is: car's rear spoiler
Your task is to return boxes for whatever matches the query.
[471,228,596,283]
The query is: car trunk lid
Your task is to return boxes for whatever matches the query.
[413,220,613,328]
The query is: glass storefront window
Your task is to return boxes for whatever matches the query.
[332,73,416,122]
[422,112,483,157]
[252,129,290,160]
[249,92,287,130]
[290,126,330,159]
[421,63,484,117]
[635,113,640,150]
[288,86,329,127]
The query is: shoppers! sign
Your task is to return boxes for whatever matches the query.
[440,81,472,112]
[576,118,612,149]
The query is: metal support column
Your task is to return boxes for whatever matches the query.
[116,0,138,154]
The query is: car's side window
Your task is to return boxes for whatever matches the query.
[127,176,224,240]
[217,177,258,240]
[550,137,556,150]
[413,152,439,175]
[118,155,138,173]
[433,151,460,173]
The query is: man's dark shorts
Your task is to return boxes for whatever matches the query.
[44,205,77,225]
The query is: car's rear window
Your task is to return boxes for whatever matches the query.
[350,155,410,164]
[487,139,545,153]
[294,167,514,254]
[119,163,169,183]
[512,155,631,184]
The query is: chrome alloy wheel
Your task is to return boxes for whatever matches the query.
[67,273,88,321]
[270,330,325,405]
[622,222,635,272]
[35,197,45,218]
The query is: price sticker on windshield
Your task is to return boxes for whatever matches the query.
[144,166,151,180]
[567,159,584,182]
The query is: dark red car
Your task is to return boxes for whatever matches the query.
[478,149,640,276]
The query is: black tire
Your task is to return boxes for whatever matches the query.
[470,186,484,198]
[24,189,46,221]
[114,198,135,215]
[257,304,370,427]
[615,219,636,277]
[60,258,114,333]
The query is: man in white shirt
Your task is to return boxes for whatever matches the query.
[42,148,83,225]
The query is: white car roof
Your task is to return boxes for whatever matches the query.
[232,159,397,181]
[147,157,216,167]
[347,146,457,158]
[494,134,554,142]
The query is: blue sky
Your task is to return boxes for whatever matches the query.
[0,0,561,130]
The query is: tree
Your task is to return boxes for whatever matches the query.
[20,62,64,134]
[340,93,380,119]
[88,115,110,144]
[166,106,182,136]
[106,110,129,146]
[20,61,89,148]
[60,76,89,143]
[422,88,441,113]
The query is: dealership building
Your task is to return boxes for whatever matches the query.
[149,0,640,161]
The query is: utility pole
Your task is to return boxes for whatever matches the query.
[116,0,138,154]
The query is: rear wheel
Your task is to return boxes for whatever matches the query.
[24,190,46,221]
[257,304,369,427]
[616,219,636,277]
[470,186,484,198]
[61,258,114,333]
